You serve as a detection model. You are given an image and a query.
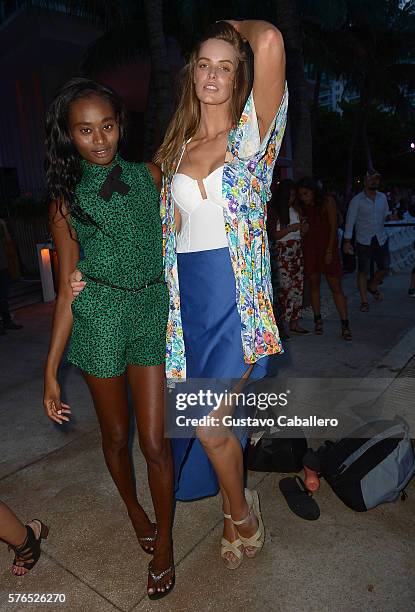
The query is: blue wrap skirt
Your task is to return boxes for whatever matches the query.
[172,247,272,501]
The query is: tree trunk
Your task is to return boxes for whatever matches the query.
[311,68,322,141]
[361,111,373,172]
[275,0,313,179]
[345,106,361,202]
[143,0,173,156]
[345,86,372,201]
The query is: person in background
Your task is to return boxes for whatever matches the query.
[268,179,310,338]
[298,177,352,340]
[0,218,23,334]
[343,170,396,312]
[0,500,48,576]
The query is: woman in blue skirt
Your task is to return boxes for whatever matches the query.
[155,20,288,569]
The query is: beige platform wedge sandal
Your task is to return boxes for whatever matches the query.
[221,512,244,570]
[232,489,265,558]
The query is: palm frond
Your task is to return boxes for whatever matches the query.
[299,0,348,30]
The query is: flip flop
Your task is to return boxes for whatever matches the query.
[278,476,320,521]
[359,302,369,312]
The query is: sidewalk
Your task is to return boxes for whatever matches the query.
[0,270,414,612]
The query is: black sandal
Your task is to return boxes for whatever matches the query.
[279,477,320,521]
[314,314,323,335]
[148,561,175,600]
[289,326,311,335]
[360,302,369,312]
[137,523,157,555]
[9,520,49,575]
[341,319,352,341]
[367,285,383,302]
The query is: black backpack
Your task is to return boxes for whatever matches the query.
[247,431,307,473]
[311,418,415,512]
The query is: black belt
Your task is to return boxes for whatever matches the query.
[83,271,165,293]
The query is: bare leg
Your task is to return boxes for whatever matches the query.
[308,273,321,317]
[128,364,174,596]
[200,431,259,549]
[197,366,259,560]
[325,275,348,320]
[358,270,368,304]
[368,270,388,294]
[0,501,27,546]
[83,373,154,543]
[289,318,309,333]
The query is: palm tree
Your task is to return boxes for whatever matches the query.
[143,0,173,153]
[274,0,312,179]
[297,0,415,194]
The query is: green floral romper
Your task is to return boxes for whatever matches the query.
[67,155,169,378]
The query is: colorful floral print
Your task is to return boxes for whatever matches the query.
[270,239,304,322]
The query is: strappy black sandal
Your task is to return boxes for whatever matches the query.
[137,523,157,555]
[314,314,323,335]
[367,285,383,302]
[9,520,49,575]
[147,561,175,600]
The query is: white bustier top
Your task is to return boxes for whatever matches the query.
[172,166,228,253]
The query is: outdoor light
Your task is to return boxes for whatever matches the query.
[37,243,56,302]
[411,142,415,150]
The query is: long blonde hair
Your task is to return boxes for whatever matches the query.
[155,22,249,176]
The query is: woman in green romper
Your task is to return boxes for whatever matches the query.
[43,78,174,599]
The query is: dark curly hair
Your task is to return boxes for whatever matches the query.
[45,77,127,227]
[271,179,297,226]
[296,177,325,212]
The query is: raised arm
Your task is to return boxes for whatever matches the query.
[44,202,79,424]
[230,20,286,141]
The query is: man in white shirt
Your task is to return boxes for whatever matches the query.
[343,170,394,311]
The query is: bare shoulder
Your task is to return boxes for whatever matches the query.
[146,162,162,192]
[49,199,69,226]
[48,199,77,240]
